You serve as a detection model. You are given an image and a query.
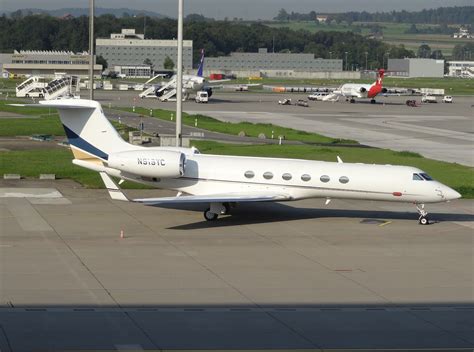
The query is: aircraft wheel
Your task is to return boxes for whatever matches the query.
[204,208,218,221]
[370,99,376,104]
[221,202,231,215]
[419,216,429,225]
[350,98,355,103]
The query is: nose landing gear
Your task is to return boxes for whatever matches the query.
[416,203,429,225]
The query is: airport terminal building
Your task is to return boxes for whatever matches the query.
[96,29,193,73]
[204,48,344,78]
[1,50,102,78]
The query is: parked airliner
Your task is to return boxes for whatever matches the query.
[14,99,460,224]
[139,49,229,101]
[334,69,387,103]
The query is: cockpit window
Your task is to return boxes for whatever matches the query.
[420,173,433,181]
[413,173,423,181]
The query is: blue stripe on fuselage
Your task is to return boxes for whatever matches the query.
[63,125,109,160]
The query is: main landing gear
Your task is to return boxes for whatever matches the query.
[415,203,430,225]
[203,202,231,221]
[370,99,376,104]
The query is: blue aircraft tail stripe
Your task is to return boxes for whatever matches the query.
[197,49,204,77]
[63,125,109,160]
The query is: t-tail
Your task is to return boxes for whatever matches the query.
[376,68,385,86]
[29,99,134,164]
[197,49,205,77]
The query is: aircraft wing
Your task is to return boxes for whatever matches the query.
[133,192,291,206]
[207,79,231,84]
[97,172,291,206]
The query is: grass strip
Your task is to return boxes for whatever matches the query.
[117,106,357,145]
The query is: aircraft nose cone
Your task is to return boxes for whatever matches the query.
[444,187,462,201]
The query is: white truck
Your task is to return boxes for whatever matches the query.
[421,95,437,103]
[442,96,453,103]
[195,91,209,103]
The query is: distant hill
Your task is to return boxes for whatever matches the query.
[3,7,166,18]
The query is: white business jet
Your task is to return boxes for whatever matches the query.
[14,99,460,224]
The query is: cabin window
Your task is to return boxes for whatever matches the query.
[320,175,330,183]
[420,173,433,181]
[301,174,311,182]
[244,170,255,179]
[282,173,292,181]
[339,176,349,184]
[263,172,274,180]
[412,173,423,181]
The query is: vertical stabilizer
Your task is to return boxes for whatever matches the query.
[37,99,131,161]
[197,49,205,77]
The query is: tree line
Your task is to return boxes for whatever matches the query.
[274,6,474,25]
[0,13,416,70]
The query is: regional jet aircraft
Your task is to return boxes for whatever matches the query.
[14,99,460,224]
[333,69,387,103]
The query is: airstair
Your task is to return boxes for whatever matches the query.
[43,76,80,100]
[462,67,474,78]
[139,85,156,98]
[16,76,47,98]
[322,92,339,102]
[160,88,177,101]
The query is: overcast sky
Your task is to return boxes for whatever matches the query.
[2,0,472,19]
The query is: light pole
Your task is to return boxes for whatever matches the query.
[364,51,368,71]
[88,0,94,100]
[385,51,390,69]
[329,51,332,60]
[175,0,183,147]
[344,51,348,71]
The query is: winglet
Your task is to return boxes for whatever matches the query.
[99,172,128,201]
[337,156,343,163]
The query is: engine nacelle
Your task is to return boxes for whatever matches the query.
[359,87,367,93]
[205,87,213,97]
[108,150,185,178]
[381,88,388,94]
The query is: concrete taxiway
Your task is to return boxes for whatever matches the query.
[95,91,474,166]
[0,181,473,350]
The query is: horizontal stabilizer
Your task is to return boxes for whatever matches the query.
[99,172,128,201]
[10,99,98,109]
[133,192,290,206]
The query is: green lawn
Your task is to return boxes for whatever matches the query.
[0,115,64,137]
[0,78,21,93]
[0,148,149,189]
[264,21,468,57]
[0,100,65,137]
[117,106,357,145]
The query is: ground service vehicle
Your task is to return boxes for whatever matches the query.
[195,91,209,103]
[442,96,453,103]
[296,99,309,107]
[308,92,329,101]
[422,95,437,103]
[278,98,292,105]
